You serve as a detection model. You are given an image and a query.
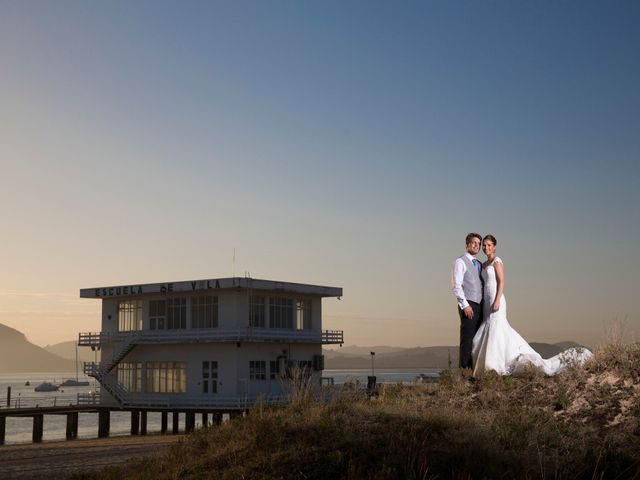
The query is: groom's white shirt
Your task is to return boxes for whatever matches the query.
[452,252,483,309]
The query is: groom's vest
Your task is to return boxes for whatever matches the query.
[460,255,483,304]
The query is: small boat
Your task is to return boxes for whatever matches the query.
[25,381,30,386]
[34,382,59,392]
[60,378,90,387]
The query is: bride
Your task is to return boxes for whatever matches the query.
[472,234,592,377]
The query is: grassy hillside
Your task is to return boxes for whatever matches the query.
[75,341,639,479]
[0,323,76,373]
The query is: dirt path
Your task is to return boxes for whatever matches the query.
[0,435,183,479]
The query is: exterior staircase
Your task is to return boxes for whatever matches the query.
[103,332,142,372]
[83,362,130,406]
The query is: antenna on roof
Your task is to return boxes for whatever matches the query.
[232,248,236,278]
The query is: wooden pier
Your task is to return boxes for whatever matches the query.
[0,404,243,445]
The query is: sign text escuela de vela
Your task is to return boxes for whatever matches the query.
[93,279,223,297]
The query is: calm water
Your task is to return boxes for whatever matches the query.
[323,368,440,385]
[0,369,439,445]
[0,372,181,445]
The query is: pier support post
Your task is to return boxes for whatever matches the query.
[32,415,44,443]
[202,413,208,427]
[66,412,79,440]
[185,412,195,433]
[172,412,180,434]
[130,410,140,435]
[0,416,6,445]
[161,411,168,434]
[140,411,147,435]
[98,410,110,438]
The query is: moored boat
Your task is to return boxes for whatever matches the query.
[34,382,59,392]
[60,378,90,387]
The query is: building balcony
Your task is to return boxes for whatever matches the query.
[78,328,344,348]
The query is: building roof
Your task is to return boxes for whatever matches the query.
[80,277,342,299]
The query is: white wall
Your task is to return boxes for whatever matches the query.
[97,289,326,403]
[122,341,322,398]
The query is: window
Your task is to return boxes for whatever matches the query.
[118,300,142,331]
[296,299,312,330]
[249,360,266,380]
[117,362,142,393]
[249,296,265,328]
[269,360,281,380]
[269,298,293,329]
[192,296,218,329]
[149,300,166,330]
[167,298,187,329]
[145,361,186,393]
[202,361,218,394]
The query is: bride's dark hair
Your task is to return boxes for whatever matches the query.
[483,234,497,245]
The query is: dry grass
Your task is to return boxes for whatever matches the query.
[70,342,640,480]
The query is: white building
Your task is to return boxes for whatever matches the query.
[78,277,343,410]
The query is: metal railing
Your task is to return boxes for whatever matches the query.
[76,387,288,409]
[77,392,101,406]
[1,394,78,410]
[104,331,143,371]
[321,330,344,344]
[79,328,344,348]
[78,391,288,409]
[84,362,131,405]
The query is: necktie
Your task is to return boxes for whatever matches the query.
[472,259,481,273]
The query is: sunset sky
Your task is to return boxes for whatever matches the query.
[1,1,638,348]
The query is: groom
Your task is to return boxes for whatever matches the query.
[452,232,484,369]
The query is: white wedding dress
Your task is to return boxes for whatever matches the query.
[472,257,592,377]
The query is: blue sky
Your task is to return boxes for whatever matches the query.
[1,1,638,346]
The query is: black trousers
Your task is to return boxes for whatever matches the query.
[458,301,483,369]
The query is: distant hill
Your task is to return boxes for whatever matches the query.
[0,323,76,373]
[324,341,589,369]
[324,345,409,357]
[43,340,97,363]
[324,346,456,369]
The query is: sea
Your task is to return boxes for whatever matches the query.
[0,368,440,445]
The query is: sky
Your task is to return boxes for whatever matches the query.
[0,1,638,348]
